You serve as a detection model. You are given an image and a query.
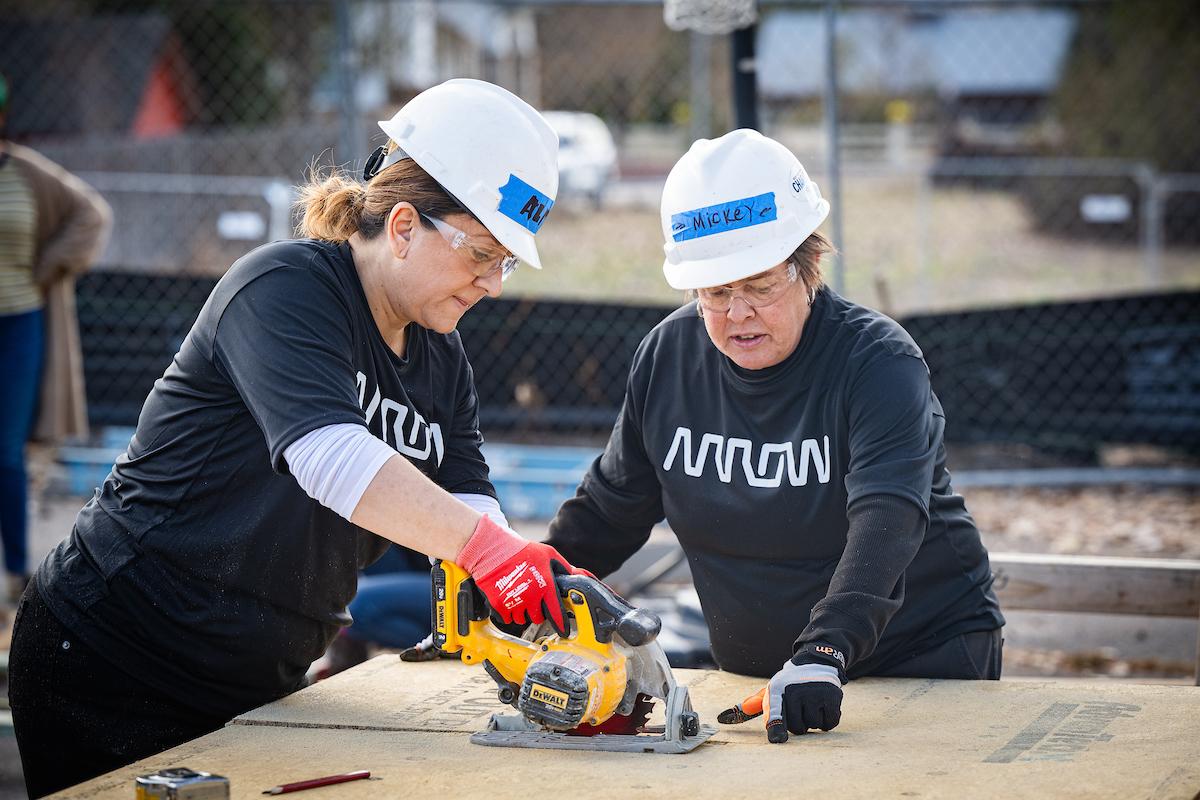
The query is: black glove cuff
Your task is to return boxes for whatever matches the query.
[792,643,849,684]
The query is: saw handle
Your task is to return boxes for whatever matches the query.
[554,574,661,647]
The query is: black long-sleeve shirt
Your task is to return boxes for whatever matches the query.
[38,240,495,717]
[546,288,1003,678]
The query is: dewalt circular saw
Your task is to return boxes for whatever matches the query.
[431,560,715,754]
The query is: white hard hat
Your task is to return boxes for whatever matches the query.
[374,79,559,269]
[661,129,830,290]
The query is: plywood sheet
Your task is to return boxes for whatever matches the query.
[56,657,1200,799]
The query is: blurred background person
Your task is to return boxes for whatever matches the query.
[0,72,111,604]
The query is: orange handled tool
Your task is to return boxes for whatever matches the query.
[717,686,789,742]
[717,686,766,724]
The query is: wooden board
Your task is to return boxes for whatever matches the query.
[54,657,1200,799]
[991,552,1200,617]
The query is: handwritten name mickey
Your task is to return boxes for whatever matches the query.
[676,202,774,234]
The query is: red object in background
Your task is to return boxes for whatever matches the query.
[132,54,187,138]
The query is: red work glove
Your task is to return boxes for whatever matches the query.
[456,515,592,637]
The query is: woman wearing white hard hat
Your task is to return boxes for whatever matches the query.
[545,129,1004,743]
[10,79,588,796]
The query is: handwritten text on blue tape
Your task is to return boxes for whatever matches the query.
[497,175,554,234]
[671,192,777,242]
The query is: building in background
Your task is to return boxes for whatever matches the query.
[757,7,1077,161]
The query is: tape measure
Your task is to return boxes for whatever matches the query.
[135,768,229,800]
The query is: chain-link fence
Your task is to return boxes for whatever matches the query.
[5,0,1199,464]
[75,271,1200,461]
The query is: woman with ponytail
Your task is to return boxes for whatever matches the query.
[9,79,583,797]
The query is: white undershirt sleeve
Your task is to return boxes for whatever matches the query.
[451,492,509,531]
[283,423,396,521]
[284,425,509,528]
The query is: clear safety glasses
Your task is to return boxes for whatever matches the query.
[419,212,520,281]
[695,262,799,313]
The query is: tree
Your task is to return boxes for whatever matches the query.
[1024,0,1200,243]
[1053,0,1200,173]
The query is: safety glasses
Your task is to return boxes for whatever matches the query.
[696,263,799,313]
[419,212,519,281]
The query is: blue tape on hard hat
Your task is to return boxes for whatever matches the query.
[497,174,554,234]
[670,192,777,242]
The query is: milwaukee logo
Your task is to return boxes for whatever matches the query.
[495,563,528,594]
[662,427,832,487]
[356,371,444,465]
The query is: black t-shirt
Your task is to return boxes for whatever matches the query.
[37,239,493,717]
[546,288,1004,678]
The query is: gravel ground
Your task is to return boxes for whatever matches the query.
[966,484,1199,682]
[967,485,1200,559]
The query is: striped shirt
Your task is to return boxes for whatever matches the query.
[0,159,41,315]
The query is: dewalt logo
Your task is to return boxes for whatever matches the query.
[529,684,569,711]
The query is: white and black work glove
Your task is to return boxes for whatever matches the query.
[717,644,848,743]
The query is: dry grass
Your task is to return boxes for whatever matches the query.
[1004,647,1196,681]
[504,178,1200,314]
[504,207,678,305]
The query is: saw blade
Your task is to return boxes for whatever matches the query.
[564,693,655,737]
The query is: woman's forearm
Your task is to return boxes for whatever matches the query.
[351,454,480,561]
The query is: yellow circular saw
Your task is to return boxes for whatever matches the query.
[431,560,714,754]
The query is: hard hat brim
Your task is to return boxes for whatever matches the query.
[662,234,808,291]
[498,222,543,270]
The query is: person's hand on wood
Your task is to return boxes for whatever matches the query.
[718,644,847,742]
